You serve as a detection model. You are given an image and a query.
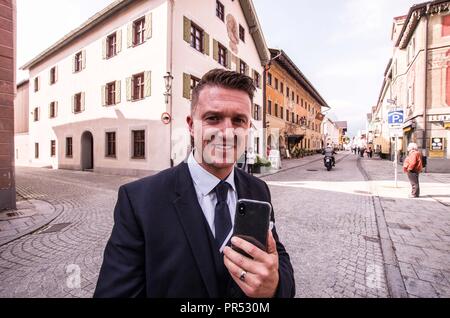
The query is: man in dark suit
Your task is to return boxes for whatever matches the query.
[94,69,295,298]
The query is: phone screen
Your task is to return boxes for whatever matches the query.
[231,199,272,258]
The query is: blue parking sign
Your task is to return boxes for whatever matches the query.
[388,110,404,125]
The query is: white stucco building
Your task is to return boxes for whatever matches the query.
[321,117,339,149]
[20,0,269,176]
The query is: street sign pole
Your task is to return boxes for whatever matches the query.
[388,109,404,189]
[394,134,398,188]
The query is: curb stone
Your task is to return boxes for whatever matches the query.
[356,157,408,298]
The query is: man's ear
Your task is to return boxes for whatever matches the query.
[186,115,194,138]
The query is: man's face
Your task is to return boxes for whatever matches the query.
[187,85,251,170]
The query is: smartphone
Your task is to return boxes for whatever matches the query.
[231,199,272,258]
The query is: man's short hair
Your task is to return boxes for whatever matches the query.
[408,143,418,151]
[191,68,256,114]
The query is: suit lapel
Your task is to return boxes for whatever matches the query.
[172,163,219,298]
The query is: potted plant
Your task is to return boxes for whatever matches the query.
[253,156,272,174]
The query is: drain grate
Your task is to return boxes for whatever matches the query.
[363,235,380,243]
[6,211,24,218]
[38,223,71,234]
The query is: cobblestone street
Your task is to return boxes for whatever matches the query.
[0,153,449,297]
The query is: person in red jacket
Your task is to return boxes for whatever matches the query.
[403,143,423,198]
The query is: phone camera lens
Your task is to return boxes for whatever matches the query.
[239,205,245,215]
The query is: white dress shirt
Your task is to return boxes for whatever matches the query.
[187,152,237,252]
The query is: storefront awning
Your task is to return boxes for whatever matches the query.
[403,126,413,133]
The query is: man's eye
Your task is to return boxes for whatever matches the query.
[234,118,246,124]
[206,116,220,122]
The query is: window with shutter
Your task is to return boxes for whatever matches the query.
[239,25,245,42]
[132,73,145,100]
[34,77,39,92]
[74,52,82,72]
[216,1,224,21]
[50,140,56,157]
[50,67,56,84]
[190,22,204,53]
[133,17,145,46]
[49,102,56,118]
[106,82,116,105]
[74,93,82,113]
[239,60,247,74]
[107,33,117,58]
[218,43,227,67]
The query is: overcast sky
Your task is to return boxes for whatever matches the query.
[17,0,421,136]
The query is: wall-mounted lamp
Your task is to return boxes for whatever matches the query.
[163,72,174,104]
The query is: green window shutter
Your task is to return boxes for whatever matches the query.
[82,50,86,69]
[116,29,122,53]
[213,39,218,62]
[145,13,152,40]
[81,92,85,111]
[101,85,106,106]
[203,32,210,55]
[115,80,121,104]
[257,71,262,88]
[55,101,58,117]
[183,73,191,99]
[126,77,132,101]
[144,71,152,97]
[226,50,231,69]
[183,16,191,43]
[127,23,133,48]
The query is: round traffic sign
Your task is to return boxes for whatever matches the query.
[161,112,171,125]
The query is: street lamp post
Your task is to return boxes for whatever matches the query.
[164,72,174,167]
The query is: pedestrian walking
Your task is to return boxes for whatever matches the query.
[246,147,256,175]
[403,143,423,198]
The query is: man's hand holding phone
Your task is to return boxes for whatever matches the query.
[223,230,279,298]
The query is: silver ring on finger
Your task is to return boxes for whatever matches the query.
[239,270,247,282]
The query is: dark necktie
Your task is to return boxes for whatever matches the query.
[214,181,232,249]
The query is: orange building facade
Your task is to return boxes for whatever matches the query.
[265,49,328,158]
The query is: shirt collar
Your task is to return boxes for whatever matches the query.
[187,152,236,197]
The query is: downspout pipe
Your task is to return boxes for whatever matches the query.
[168,0,174,167]
[423,4,430,172]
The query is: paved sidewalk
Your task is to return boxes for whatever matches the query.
[0,199,58,246]
[359,156,450,297]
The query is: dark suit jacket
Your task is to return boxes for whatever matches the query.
[94,162,295,298]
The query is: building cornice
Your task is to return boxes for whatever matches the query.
[21,0,270,70]
[21,0,134,70]
[396,0,450,49]
[239,0,270,66]
[269,48,329,108]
